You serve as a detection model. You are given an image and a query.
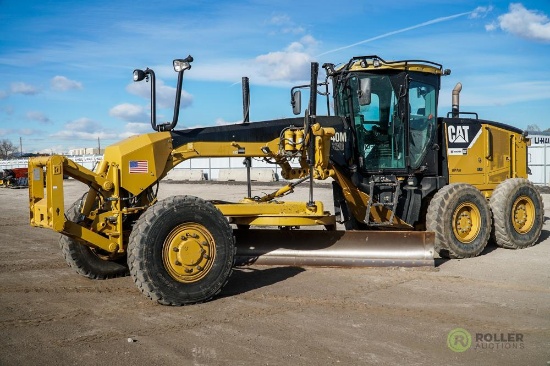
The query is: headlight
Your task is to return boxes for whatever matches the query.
[173,56,193,72]
[133,69,146,82]
[173,59,191,72]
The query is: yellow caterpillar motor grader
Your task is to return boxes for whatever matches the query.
[28,55,544,305]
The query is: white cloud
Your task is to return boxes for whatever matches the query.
[186,35,320,86]
[286,41,305,52]
[124,122,151,132]
[0,90,7,99]
[109,103,148,122]
[126,79,193,109]
[10,82,39,95]
[267,13,305,35]
[485,22,497,31]
[51,118,118,140]
[282,26,305,35]
[52,130,118,140]
[65,118,99,133]
[269,14,291,26]
[488,3,550,42]
[254,35,318,82]
[0,128,13,136]
[255,51,313,82]
[469,6,493,19]
[51,76,83,91]
[26,111,52,124]
[19,128,40,136]
[118,122,152,138]
[300,35,318,48]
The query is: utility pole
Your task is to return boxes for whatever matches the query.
[19,137,22,156]
[97,137,101,154]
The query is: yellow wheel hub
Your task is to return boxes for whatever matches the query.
[511,195,535,234]
[163,223,216,283]
[452,203,481,244]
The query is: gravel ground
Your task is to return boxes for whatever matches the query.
[0,180,549,366]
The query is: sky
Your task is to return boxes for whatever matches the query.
[0,0,549,154]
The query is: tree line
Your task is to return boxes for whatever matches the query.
[0,139,18,159]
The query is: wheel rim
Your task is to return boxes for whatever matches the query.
[511,195,535,234]
[162,223,216,283]
[452,202,481,243]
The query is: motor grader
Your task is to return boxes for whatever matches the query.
[28,55,544,305]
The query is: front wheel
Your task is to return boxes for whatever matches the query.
[60,200,129,279]
[490,178,544,249]
[128,196,235,305]
[427,184,492,259]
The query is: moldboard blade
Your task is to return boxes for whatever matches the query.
[234,229,435,267]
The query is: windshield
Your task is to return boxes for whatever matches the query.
[335,72,437,172]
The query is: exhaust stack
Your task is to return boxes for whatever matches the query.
[452,82,462,118]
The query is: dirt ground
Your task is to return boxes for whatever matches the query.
[1,180,549,366]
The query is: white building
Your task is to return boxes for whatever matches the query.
[528,135,550,186]
[68,148,103,155]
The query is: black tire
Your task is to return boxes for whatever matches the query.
[490,178,544,249]
[426,183,492,259]
[60,200,129,279]
[128,195,235,306]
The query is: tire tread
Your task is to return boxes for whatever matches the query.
[490,178,544,249]
[128,195,235,306]
[426,183,492,259]
[59,201,129,280]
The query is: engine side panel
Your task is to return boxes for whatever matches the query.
[442,117,528,196]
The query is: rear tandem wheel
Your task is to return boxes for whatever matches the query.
[427,183,492,259]
[490,178,544,249]
[128,195,235,305]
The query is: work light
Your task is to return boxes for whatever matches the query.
[133,69,146,82]
[173,59,191,72]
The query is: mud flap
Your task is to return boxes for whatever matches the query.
[234,230,435,267]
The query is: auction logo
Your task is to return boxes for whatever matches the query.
[447,328,472,352]
[447,328,525,352]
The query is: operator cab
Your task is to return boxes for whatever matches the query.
[331,56,447,175]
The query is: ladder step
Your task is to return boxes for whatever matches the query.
[364,175,401,226]
[368,221,393,227]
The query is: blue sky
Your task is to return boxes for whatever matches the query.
[0,0,549,153]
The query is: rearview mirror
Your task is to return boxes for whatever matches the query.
[359,78,372,106]
[292,90,302,115]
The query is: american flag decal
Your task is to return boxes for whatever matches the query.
[129,160,148,173]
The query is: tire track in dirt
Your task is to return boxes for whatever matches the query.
[0,284,136,294]
[236,290,550,333]
[427,273,550,294]
[46,273,544,347]
[0,308,92,329]
[0,261,67,272]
